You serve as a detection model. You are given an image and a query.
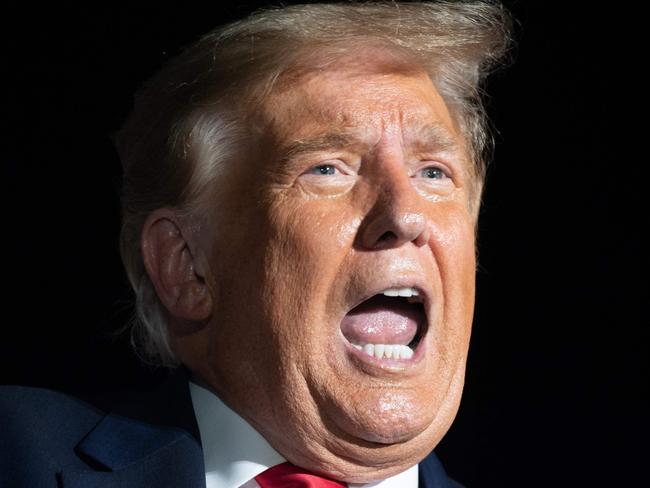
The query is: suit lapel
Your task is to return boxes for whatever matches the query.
[60,432,205,488]
[59,367,206,488]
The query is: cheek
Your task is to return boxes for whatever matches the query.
[427,204,476,344]
[429,204,476,289]
[265,198,359,282]
[258,200,358,340]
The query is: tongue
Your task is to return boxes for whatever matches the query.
[341,295,422,346]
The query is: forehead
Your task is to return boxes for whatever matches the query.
[261,66,462,150]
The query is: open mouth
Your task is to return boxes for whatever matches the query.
[340,287,427,361]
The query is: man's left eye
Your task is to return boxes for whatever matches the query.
[419,166,447,179]
[308,164,338,176]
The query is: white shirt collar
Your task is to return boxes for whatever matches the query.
[189,381,418,488]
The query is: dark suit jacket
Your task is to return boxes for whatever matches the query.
[0,369,462,488]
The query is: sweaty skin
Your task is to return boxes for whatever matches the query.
[180,66,477,482]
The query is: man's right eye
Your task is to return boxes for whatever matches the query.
[308,164,337,176]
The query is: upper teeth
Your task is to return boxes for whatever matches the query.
[382,287,419,298]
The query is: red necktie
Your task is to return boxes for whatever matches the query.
[255,462,347,487]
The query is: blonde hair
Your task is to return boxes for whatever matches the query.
[116,1,512,365]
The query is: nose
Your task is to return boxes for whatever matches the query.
[358,171,429,250]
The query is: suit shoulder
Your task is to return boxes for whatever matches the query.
[0,385,105,429]
[0,385,106,486]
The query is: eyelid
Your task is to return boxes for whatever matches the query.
[302,158,355,176]
[306,164,339,176]
[414,160,453,179]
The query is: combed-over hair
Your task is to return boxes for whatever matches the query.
[116,1,512,366]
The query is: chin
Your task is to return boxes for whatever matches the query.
[286,369,464,480]
[332,390,437,445]
[287,420,440,484]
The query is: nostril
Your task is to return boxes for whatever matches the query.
[377,231,397,246]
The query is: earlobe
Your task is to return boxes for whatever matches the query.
[141,209,213,324]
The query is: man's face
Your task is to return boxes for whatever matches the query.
[193,65,477,481]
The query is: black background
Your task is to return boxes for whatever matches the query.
[3,1,646,486]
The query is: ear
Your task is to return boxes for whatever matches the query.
[141,209,213,324]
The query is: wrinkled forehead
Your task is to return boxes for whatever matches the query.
[249,43,462,142]
[252,65,467,175]
[278,74,454,131]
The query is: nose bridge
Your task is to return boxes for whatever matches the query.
[372,135,413,204]
[376,164,417,218]
[358,146,429,250]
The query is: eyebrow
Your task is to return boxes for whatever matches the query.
[280,131,362,163]
[408,123,460,153]
[279,123,461,163]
